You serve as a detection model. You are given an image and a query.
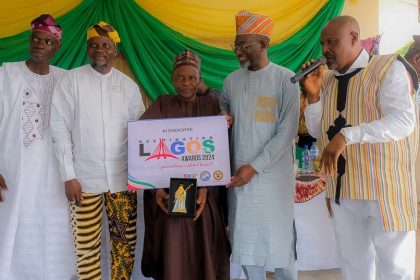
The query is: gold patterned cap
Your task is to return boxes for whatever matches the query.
[87,21,120,45]
[235,10,274,38]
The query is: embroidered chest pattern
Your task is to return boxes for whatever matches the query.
[21,75,54,148]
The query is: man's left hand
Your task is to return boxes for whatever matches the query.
[320,132,347,175]
[227,164,257,188]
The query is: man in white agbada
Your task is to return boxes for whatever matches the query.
[220,10,300,280]
[0,14,76,280]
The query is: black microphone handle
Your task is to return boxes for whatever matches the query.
[290,57,326,84]
[290,71,307,84]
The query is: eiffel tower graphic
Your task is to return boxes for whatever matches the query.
[146,138,179,161]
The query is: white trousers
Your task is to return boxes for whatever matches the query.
[242,244,297,280]
[331,199,415,280]
[242,263,297,280]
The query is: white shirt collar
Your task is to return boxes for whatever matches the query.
[88,64,114,78]
[333,49,369,76]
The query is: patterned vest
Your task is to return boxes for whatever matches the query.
[320,54,418,231]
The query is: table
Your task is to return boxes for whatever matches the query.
[295,173,339,270]
[295,173,326,203]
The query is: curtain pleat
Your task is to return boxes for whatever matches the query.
[0,0,345,100]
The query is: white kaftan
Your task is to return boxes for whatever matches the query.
[0,62,76,280]
[50,65,145,194]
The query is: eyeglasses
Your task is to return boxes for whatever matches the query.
[231,42,260,52]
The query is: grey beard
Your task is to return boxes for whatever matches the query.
[91,62,108,72]
[240,60,250,69]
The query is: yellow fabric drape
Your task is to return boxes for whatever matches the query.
[137,0,328,48]
[1,0,329,49]
[0,0,82,37]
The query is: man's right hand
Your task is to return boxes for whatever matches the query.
[227,164,257,188]
[65,179,83,206]
[0,174,8,202]
[301,60,324,104]
[221,111,234,128]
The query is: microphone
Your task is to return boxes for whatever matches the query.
[290,56,327,84]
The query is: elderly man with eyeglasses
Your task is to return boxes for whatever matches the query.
[220,10,300,280]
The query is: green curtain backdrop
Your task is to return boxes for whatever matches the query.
[0,0,344,100]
